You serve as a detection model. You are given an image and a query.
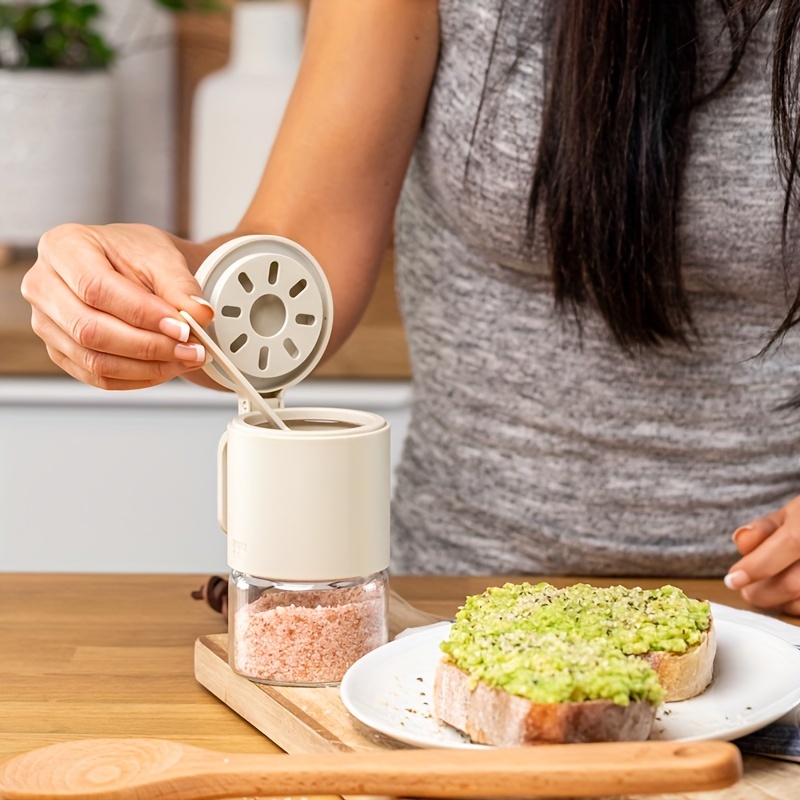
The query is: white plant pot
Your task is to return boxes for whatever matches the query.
[189,0,303,241]
[0,70,115,247]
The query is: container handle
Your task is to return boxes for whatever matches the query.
[217,431,228,534]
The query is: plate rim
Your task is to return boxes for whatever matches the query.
[339,617,800,748]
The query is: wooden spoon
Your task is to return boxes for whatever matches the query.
[0,737,741,799]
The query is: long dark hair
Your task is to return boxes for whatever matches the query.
[528,0,800,350]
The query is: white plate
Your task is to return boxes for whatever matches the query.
[339,619,800,748]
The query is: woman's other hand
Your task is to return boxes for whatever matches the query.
[726,496,800,615]
[21,222,214,390]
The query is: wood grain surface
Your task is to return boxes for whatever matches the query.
[1,573,798,800]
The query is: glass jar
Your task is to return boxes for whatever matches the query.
[229,569,389,686]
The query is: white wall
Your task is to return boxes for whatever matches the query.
[100,0,177,229]
[0,377,411,573]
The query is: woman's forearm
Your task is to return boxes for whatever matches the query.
[229,0,439,358]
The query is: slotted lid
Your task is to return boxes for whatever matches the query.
[194,235,333,396]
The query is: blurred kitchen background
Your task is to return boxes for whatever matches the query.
[0,0,412,572]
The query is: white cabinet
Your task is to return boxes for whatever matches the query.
[0,378,410,573]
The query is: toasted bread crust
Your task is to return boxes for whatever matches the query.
[640,619,716,702]
[433,660,657,746]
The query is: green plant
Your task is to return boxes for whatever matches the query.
[155,0,223,10]
[0,1,113,69]
[0,0,222,70]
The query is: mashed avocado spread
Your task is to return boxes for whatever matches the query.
[439,583,711,706]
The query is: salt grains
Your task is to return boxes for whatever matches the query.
[232,581,388,685]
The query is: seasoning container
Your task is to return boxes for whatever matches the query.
[195,235,391,686]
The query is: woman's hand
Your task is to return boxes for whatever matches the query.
[21,222,215,390]
[725,496,800,615]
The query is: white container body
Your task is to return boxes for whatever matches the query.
[221,407,391,582]
[0,377,410,573]
[0,70,114,245]
[189,1,303,240]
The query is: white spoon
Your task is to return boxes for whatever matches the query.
[180,310,290,432]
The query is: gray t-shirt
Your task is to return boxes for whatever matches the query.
[390,0,800,576]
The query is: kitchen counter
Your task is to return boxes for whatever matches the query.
[0,247,411,378]
[0,572,797,799]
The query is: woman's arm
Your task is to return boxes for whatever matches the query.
[234,0,440,357]
[21,0,439,390]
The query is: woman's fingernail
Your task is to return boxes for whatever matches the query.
[159,317,190,343]
[732,525,754,543]
[724,570,751,590]
[190,295,214,311]
[174,343,205,362]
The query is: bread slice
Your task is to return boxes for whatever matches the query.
[434,659,657,746]
[641,618,716,702]
[432,582,716,745]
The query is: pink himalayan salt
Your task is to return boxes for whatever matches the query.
[233,584,387,684]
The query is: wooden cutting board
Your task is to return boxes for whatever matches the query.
[194,591,444,755]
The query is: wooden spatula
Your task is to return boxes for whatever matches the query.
[0,737,741,799]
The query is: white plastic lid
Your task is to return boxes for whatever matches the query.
[194,235,333,396]
[222,408,391,581]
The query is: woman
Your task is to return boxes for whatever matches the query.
[20,1,800,613]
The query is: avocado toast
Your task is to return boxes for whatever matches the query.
[433,582,714,745]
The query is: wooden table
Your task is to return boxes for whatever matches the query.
[0,573,798,799]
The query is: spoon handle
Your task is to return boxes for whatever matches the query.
[180,310,290,432]
[186,741,741,798]
[0,739,742,800]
